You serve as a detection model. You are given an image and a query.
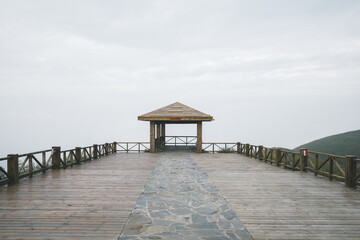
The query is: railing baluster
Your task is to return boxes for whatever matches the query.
[28,155,33,178]
[63,152,67,168]
[93,144,98,159]
[300,148,308,172]
[42,152,46,173]
[7,154,19,185]
[345,155,356,187]
[52,147,61,169]
[314,154,318,176]
[329,157,334,181]
[75,147,81,165]
[70,151,73,165]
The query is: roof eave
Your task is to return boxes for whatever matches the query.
[138,116,213,122]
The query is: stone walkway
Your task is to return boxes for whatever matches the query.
[119,153,252,240]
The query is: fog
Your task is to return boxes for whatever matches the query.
[1,0,360,159]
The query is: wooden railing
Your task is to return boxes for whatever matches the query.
[236,142,359,188]
[116,142,150,153]
[202,142,237,153]
[0,156,11,186]
[0,142,118,187]
[355,158,360,186]
[166,136,197,146]
[1,139,358,188]
[307,151,346,181]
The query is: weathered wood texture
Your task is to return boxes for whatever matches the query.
[150,121,155,153]
[138,102,213,122]
[197,121,202,153]
[0,153,158,239]
[193,153,360,240]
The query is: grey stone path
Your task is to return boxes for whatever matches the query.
[119,153,252,240]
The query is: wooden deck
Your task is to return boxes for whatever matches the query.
[1,152,360,239]
[194,153,360,240]
[0,153,159,239]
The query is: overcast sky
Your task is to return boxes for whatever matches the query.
[0,0,359,157]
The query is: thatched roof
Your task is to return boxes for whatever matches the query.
[138,102,213,122]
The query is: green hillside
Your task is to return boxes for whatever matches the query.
[293,129,360,157]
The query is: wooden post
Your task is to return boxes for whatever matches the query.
[258,145,263,160]
[29,155,33,177]
[93,144,98,159]
[237,142,240,154]
[113,142,117,153]
[7,154,19,185]
[300,148,308,172]
[62,152,67,168]
[161,123,165,148]
[75,147,82,165]
[345,155,356,187]
[197,121,202,153]
[264,147,268,162]
[314,154,319,176]
[42,152,46,173]
[150,121,155,153]
[245,144,250,157]
[105,143,109,155]
[274,148,281,166]
[155,123,160,151]
[52,146,61,169]
[329,157,334,181]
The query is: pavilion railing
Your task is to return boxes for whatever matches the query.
[116,142,150,153]
[166,136,197,146]
[202,142,237,153]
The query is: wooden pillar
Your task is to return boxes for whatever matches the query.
[197,121,202,153]
[156,123,161,150]
[113,142,117,153]
[345,155,356,187]
[52,146,61,169]
[7,154,19,185]
[75,147,82,165]
[300,148,308,172]
[258,145,264,160]
[93,144,98,159]
[274,148,281,166]
[237,142,240,154]
[245,144,250,157]
[105,143,109,155]
[150,121,155,153]
[161,123,165,148]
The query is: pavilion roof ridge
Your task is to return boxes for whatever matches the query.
[138,102,213,122]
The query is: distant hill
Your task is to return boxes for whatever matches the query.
[293,129,360,157]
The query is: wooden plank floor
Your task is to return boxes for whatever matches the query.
[0,153,159,240]
[193,153,360,240]
[1,152,360,239]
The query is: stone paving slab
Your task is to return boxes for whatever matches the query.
[119,152,252,240]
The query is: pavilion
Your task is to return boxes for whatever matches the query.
[138,102,213,153]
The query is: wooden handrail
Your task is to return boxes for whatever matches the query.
[0,142,119,187]
[237,142,358,188]
[308,150,346,159]
[1,140,358,189]
[18,149,52,157]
